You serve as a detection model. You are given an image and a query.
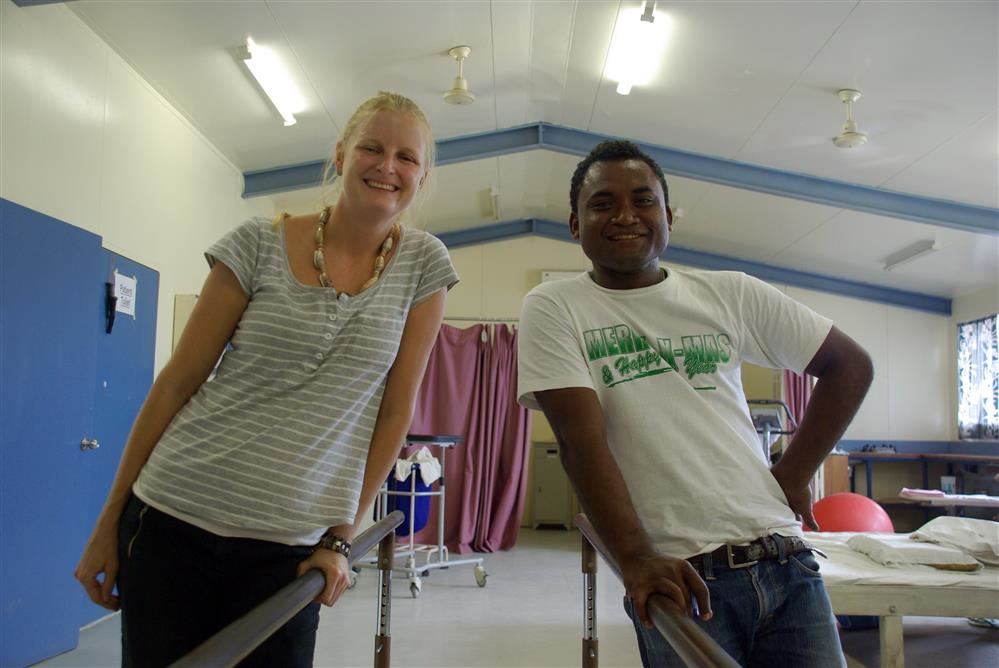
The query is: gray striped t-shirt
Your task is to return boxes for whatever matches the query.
[133,217,458,545]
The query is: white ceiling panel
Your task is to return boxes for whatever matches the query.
[656,175,714,223]
[881,113,999,209]
[524,0,576,123]
[673,185,841,262]
[420,157,500,234]
[557,0,618,129]
[497,151,559,220]
[73,0,338,170]
[587,1,856,156]
[737,1,998,187]
[58,0,997,303]
[774,210,998,297]
[269,185,325,218]
[267,0,499,143]
[542,151,581,216]
[489,0,534,129]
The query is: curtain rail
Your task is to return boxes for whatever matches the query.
[170,510,405,668]
[575,514,739,668]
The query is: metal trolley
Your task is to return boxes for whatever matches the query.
[356,434,487,598]
[747,399,797,465]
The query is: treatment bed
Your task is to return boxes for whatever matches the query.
[807,532,999,668]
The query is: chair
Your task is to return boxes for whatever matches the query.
[811,492,895,533]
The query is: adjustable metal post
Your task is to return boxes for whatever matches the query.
[374,531,395,667]
[582,535,598,667]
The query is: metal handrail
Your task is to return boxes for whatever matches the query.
[575,514,739,668]
[171,510,405,668]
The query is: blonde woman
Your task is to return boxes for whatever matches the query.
[75,92,457,667]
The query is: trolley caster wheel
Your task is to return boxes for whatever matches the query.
[474,565,487,588]
[409,578,422,598]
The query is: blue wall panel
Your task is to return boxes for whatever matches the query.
[0,200,160,664]
[1,199,101,666]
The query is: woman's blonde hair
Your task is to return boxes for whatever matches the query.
[319,91,435,225]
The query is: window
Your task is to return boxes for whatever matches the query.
[958,314,998,440]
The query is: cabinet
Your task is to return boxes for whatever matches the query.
[823,454,851,497]
[531,442,573,529]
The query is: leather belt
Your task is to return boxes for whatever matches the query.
[687,534,815,571]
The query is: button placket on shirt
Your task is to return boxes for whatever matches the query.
[306,297,346,370]
[316,294,353,365]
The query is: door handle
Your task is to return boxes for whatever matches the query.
[80,438,101,451]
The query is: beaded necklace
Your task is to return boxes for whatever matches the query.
[311,206,397,292]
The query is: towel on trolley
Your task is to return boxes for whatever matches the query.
[394,446,442,486]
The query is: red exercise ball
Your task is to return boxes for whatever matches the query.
[809,492,895,533]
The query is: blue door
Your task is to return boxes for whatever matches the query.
[1,199,102,666]
[77,251,159,627]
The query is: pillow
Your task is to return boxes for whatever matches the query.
[911,516,999,566]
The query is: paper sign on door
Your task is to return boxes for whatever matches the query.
[114,272,137,318]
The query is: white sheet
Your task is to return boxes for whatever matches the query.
[807,532,999,588]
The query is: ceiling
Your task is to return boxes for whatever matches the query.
[65,0,998,305]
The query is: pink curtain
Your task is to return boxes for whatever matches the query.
[408,324,531,553]
[783,369,813,429]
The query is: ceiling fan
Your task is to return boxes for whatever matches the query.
[832,89,869,149]
[443,45,475,105]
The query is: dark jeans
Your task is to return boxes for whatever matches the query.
[117,495,320,668]
[623,552,845,668]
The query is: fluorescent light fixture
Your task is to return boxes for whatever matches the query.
[240,37,304,126]
[605,2,671,96]
[883,239,938,271]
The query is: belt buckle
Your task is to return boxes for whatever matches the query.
[726,544,759,569]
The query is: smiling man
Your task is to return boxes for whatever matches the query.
[517,140,873,667]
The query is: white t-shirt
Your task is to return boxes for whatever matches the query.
[517,267,833,558]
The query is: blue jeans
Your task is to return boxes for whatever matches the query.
[117,495,320,668]
[624,552,845,668]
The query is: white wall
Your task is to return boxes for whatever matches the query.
[1,2,274,373]
[784,286,952,441]
[446,235,956,442]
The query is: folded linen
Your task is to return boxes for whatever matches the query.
[847,533,981,571]
[900,487,946,498]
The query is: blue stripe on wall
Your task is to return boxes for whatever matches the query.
[243,161,324,197]
[838,439,999,456]
[243,122,999,236]
[436,218,952,315]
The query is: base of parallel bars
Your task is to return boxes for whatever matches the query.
[583,638,598,667]
[374,634,391,668]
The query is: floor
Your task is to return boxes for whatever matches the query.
[39,529,998,668]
